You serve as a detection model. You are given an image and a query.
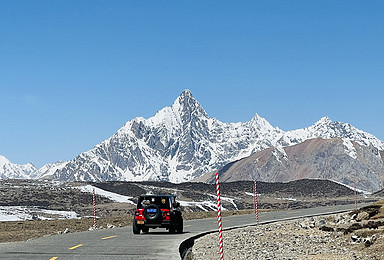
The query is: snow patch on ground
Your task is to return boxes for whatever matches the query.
[245,192,262,197]
[276,197,297,201]
[178,200,221,211]
[0,206,79,222]
[75,185,136,204]
[330,179,371,195]
[207,194,238,210]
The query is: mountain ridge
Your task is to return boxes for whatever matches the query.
[1,90,383,188]
[196,137,384,192]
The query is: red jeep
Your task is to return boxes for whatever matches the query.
[133,194,183,234]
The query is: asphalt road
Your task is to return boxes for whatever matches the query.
[0,203,368,260]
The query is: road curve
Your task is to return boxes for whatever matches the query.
[0,203,367,260]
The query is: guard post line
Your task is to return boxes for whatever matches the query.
[216,172,224,260]
[93,188,97,230]
[354,179,357,209]
[254,179,259,224]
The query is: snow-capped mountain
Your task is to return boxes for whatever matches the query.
[39,90,384,185]
[0,155,37,179]
[34,161,67,179]
[197,137,384,192]
[282,116,384,150]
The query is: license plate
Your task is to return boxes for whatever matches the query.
[137,221,144,224]
[147,208,157,213]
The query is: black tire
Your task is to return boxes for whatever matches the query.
[169,226,175,233]
[133,220,140,235]
[143,204,161,221]
[176,217,183,234]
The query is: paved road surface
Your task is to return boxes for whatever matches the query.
[0,203,367,260]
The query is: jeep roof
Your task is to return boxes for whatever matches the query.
[137,194,176,209]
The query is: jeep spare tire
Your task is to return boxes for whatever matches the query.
[143,204,161,221]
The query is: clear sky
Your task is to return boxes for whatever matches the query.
[1,1,383,168]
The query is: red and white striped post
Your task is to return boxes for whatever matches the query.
[216,172,224,260]
[253,179,259,224]
[354,179,357,209]
[93,188,97,230]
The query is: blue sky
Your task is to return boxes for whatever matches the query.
[1,1,383,168]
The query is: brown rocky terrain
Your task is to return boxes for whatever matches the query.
[192,200,384,259]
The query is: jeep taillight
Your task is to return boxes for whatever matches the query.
[135,209,145,220]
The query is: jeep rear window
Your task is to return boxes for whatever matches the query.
[137,196,171,209]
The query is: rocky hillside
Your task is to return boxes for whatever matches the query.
[197,137,384,192]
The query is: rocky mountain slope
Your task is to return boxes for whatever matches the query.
[197,137,384,192]
[1,90,383,187]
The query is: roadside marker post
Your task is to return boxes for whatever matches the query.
[354,179,357,209]
[93,188,97,230]
[253,179,259,224]
[215,172,224,260]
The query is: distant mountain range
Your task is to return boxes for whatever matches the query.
[1,90,383,191]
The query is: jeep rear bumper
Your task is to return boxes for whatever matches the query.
[136,220,171,228]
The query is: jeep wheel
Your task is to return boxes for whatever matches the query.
[176,217,183,234]
[169,226,175,233]
[133,221,140,235]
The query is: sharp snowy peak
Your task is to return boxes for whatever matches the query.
[49,90,283,182]
[0,155,37,179]
[40,90,384,184]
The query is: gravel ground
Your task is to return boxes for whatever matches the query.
[192,212,384,260]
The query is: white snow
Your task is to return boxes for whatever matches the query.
[342,139,358,159]
[0,155,37,179]
[245,192,262,197]
[207,194,238,210]
[35,161,68,179]
[0,206,79,221]
[276,197,297,201]
[75,185,136,204]
[0,155,11,165]
[330,179,371,195]
[178,200,226,211]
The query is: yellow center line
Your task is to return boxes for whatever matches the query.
[69,244,83,250]
[102,235,117,240]
[49,257,58,260]
[184,225,192,227]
